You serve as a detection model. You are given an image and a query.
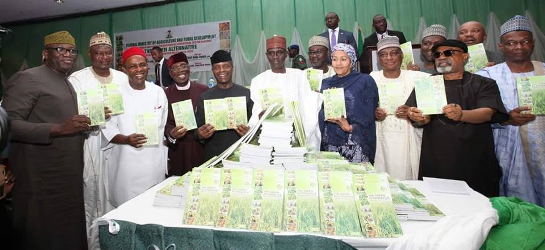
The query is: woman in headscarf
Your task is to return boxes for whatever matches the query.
[319,44,379,163]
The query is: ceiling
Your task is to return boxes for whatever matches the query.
[0,0,167,25]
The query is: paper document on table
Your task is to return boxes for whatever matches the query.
[423,177,473,196]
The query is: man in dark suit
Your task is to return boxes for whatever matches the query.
[151,46,174,88]
[359,14,407,73]
[319,12,358,56]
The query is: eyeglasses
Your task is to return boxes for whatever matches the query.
[308,49,326,56]
[432,49,464,59]
[170,64,189,73]
[378,50,401,59]
[46,47,78,56]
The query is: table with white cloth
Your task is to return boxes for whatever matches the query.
[92,177,497,250]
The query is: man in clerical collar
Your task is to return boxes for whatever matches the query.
[249,35,320,149]
[195,50,253,160]
[163,51,208,176]
[414,24,447,74]
[457,21,504,65]
[476,15,545,207]
[405,39,509,197]
[68,31,127,243]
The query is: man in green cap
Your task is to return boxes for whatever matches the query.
[3,30,89,249]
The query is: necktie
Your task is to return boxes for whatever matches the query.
[331,30,337,49]
[155,63,161,86]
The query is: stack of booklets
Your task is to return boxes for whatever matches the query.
[153,173,191,208]
[271,146,307,165]
[283,167,321,233]
[388,178,445,221]
[239,143,273,165]
[183,168,223,226]
[258,118,294,148]
[249,167,286,232]
[216,168,255,229]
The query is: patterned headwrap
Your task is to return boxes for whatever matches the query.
[44,31,75,46]
[332,43,357,67]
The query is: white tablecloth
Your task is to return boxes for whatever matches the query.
[92,177,496,250]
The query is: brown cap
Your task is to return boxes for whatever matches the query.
[266,35,286,50]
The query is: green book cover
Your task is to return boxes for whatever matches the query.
[77,88,105,126]
[465,43,488,73]
[363,173,403,237]
[249,169,285,232]
[414,75,448,115]
[218,168,254,229]
[172,99,198,130]
[284,169,320,233]
[516,75,545,115]
[101,83,124,115]
[204,97,248,131]
[318,171,361,237]
[400,41,414,70]
[260,88,284,116]
[135,112,159,146]
[183,168,222,226]
[377,81,405,114]
[323,88,347,120]
[306,68,324,92]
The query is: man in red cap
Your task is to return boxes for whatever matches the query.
[101,46,168,207]
[163,51,208,176]
[249,35,320,149]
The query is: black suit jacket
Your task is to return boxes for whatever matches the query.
[359,30,407,73]
[319,29,358,53]
[160,59,174,88]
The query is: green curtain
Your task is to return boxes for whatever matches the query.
[2,0,545,79]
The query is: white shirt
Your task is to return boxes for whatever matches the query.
[249,68,320,150]
[101,81,168,207]
[328,27,340,48]
[376,31,389,41]
[68,67,128,233]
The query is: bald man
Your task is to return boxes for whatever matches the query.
[457,21,504,65]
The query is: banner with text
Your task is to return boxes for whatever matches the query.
[114,20,231,77]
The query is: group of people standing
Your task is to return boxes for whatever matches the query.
[0,11,542,250]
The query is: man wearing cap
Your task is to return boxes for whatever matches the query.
[415,24,447,74]
[68,31,126,235]
[457,21,504,65]
[359,14,407,73]
[288,45,307,70]
[477,15,544,207]
[249,35,319,149]
[195,50,253,160]
[3,30,89,249]
[164,51,208,176]
[102,46,168,206]
[151,46,174,88]
[405,39,509,197]
[371,36,429,180]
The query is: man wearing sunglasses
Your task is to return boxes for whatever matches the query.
[3,31,90,249]
[405,39,509,198]
[477,15,544,207]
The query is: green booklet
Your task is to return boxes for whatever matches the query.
[377,81,405,114]
[216,168,254,229]
[249,168,285,232]
[362,173,403,237]
[306,68,324,92]
[318,171,361,237]
[465,43,488,73]
[135,112,158,146]
[260,88,284,116]
[400,41,414,70]
[323,88,347,120]
[414,75,448,115]
[183,168,222,226]
[77,88,105,126]
[204,96,248,130]
[172,99,197,130]
[101,83,124,115]
[284,169,321,233]
[516,75,545,115]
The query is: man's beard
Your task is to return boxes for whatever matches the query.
[436,58,453,73]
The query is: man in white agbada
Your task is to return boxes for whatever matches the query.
[102,46,168,207]
[249,35,319,149]
[68,32,125,234]
[371,36,429,180]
